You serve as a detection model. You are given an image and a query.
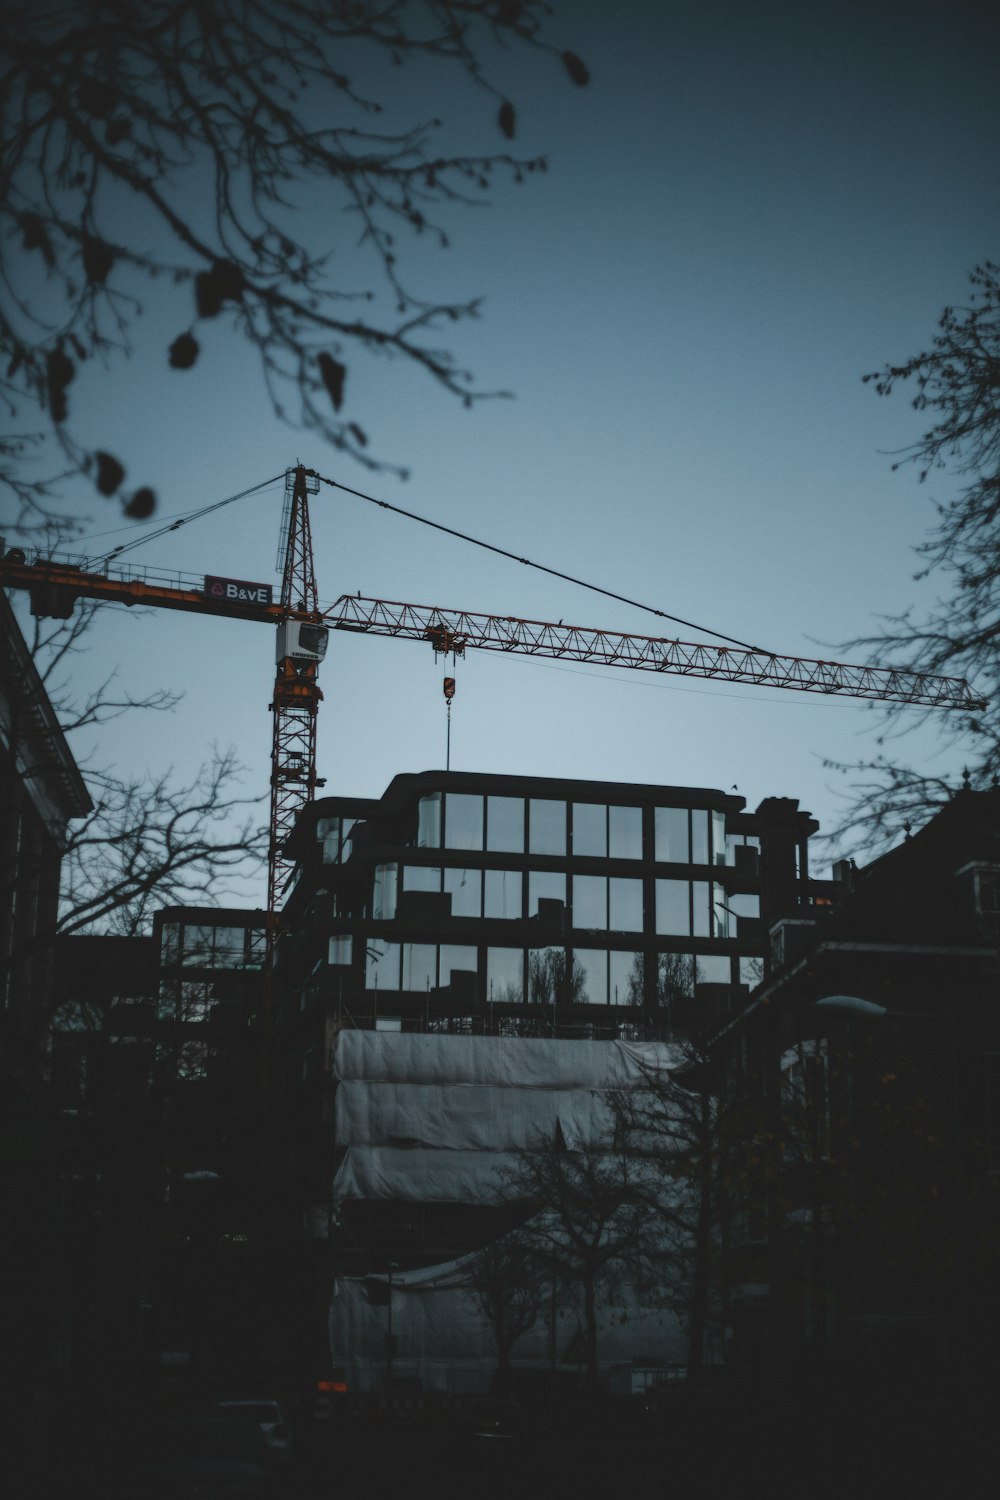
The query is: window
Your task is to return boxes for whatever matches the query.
[328,936,353,966]
[484,869,523,920]
[610,950,643,1006]
[609,877,643,932]
[528,946,566,1004]
[654,952,695,1011]
[440,944,478,986]
[529,799,566,856]
[175,923,263,968]
[402,943,436,991]
[160,923,180,964]
[486,796,524,853]
[609,805,643,859]
[444,866,481,918]
[487,947,523,1004]
[529,870,566,917]
[573,802,607,857]
[655,807,689,863]
[656,879,690,935]
[694,953,731,985]
[319,815,357,864]
[575,948,608,1005]
[417,793,442,849]
[365,940,400,990]
[691,810,709,865]
[404,864,441,892]
[739,955,764,988]
[573,874,607,929]
[712,809,727,868]
[445,793,483,851]
[372,863,398,921]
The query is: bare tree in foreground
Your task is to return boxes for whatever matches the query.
[1,0,589,529]
[468,1231,545,1391]
[826,262,1000,849]
[499,1123,646,1387]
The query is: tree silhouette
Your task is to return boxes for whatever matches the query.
[826,262,1000,847]
[1,0,588,529]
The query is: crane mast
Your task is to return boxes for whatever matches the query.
[269,465,325,917]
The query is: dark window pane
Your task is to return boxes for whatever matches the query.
[444,867,481,918]
[655,807,689,863]
[418,794,442,849]
[609,877,643,932]
[712,810,727,868]
[656,879,690,935]
[487,796,524,853]
[609,806,643,860]
[573,803,607,858]
[691,810,710,865]
[695,953,731,984]
[529,871,566,917]
[610,951,643,1006]
[440,944,478,985]
[573,874,607,929]
[445,793,483,851]
[487,947,523,1004]
[484,869,523,920]
[366,940,400,990]
[372,863,398,921]
[576,949,608,1005]
[402,943,436,991]
[655,952,695,1009]
[528,946,565,1005]
[692,880,711,937]
[529,799,566,856]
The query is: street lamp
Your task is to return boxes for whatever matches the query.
[814,995,887,1018]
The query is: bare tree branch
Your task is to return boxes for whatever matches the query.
[829,262,1000,851]
[0,0,589,530]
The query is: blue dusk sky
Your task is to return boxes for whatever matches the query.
[6,0,1000,903]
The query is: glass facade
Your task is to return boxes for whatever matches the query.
[324,776,778,1027]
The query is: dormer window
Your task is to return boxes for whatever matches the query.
[957,862,1000,941]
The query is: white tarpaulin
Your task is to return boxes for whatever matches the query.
[333,1031,675,1090]
[329,1031,692,1389]
[332,1033,679,1207]
[331,1249,687,1395]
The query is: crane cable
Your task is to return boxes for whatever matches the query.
[86,473,286,566]
[316,471,766,654]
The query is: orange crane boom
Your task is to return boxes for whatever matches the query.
[1,469,986,923]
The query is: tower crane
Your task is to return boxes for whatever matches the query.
[0,465,986,927]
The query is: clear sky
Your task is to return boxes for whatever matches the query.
[8,0,1000,905]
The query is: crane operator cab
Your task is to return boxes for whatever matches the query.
[276,620,329,669]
